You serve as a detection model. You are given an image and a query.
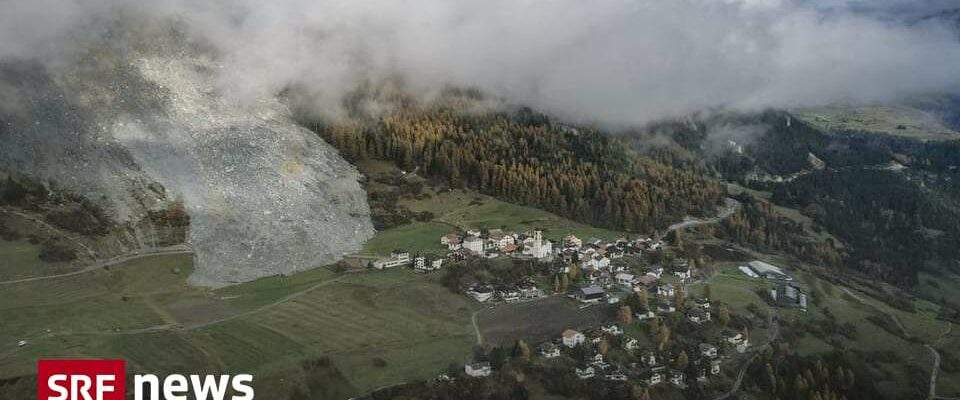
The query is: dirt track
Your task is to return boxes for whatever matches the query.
[0,245,192,285]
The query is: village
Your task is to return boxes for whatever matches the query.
[366,227,808,395]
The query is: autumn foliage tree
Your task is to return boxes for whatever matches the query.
[306,91,725,233]
[618,305,633,324]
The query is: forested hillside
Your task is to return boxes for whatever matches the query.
[301,93,724,233]
[715,193,844,269]
[771,169,960,285]
[626,110,960,286]
[302,89,960,287]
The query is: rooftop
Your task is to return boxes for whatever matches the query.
[748,260,786,275]
[580,286,605,295]
[563,329,582,338]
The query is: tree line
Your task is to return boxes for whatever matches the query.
[303,99,724,233]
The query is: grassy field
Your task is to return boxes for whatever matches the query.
[358,221,452,257]
[0,254,480,399]
[794,105,960,140]
[356,187,628,258]
[0,238,82,281]
[402,189,625,241]
[697,254,949,399]
[702,262,770,311]
[0,158,663,398]
[477,296,612,346]
[917,269,960,311]
[2,152,954,399]
[937,332,960,397]
[0,253,197,345]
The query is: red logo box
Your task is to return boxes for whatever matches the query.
[38,360,126,400]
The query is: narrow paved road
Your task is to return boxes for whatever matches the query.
[927,323,956,400]
[715,353,757,400]
[659,198,740,240]
[927,344,942,400]
[713,310,779,400]
[843,286,956,400]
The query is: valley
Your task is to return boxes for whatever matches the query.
[3,147,957,400]
[1,2,959,399]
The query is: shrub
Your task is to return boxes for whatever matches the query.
[38,239,77,263]
[0,222,22,241]
[45,204,110,236]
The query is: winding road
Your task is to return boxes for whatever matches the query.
[658,198,740,240]
[713,310,779,400]
[927,323,956,400]
[841,286,956,400]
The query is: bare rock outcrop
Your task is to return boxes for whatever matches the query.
[0,19,374,286]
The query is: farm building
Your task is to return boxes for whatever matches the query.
[745,260,791,280]
[771,283,808,310]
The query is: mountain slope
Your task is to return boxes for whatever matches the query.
[0,19,374,286]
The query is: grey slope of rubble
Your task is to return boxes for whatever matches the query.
[0,23,374,287]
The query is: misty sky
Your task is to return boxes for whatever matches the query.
[2,0,960,125]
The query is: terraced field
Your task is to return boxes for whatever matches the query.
[0,254,477,399]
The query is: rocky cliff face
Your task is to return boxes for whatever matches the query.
[0,20,374,286]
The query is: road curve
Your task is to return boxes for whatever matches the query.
[659,198,740,240]
[713,309,779,400]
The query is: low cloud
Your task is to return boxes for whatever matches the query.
[2,0,959,126]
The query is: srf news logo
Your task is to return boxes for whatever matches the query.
[38,360,254,400]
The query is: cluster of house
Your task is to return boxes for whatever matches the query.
[466,278,544,303]
[572,254,693,303]
[441,230,670,266]
[371,249,445,272]
[652,293,714,327]
[573,263,712,333]
[559,235,669,279]
[442,229,554,260]
[372,229,679,288]
[461,319,753,381]
[510,323,752,387]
